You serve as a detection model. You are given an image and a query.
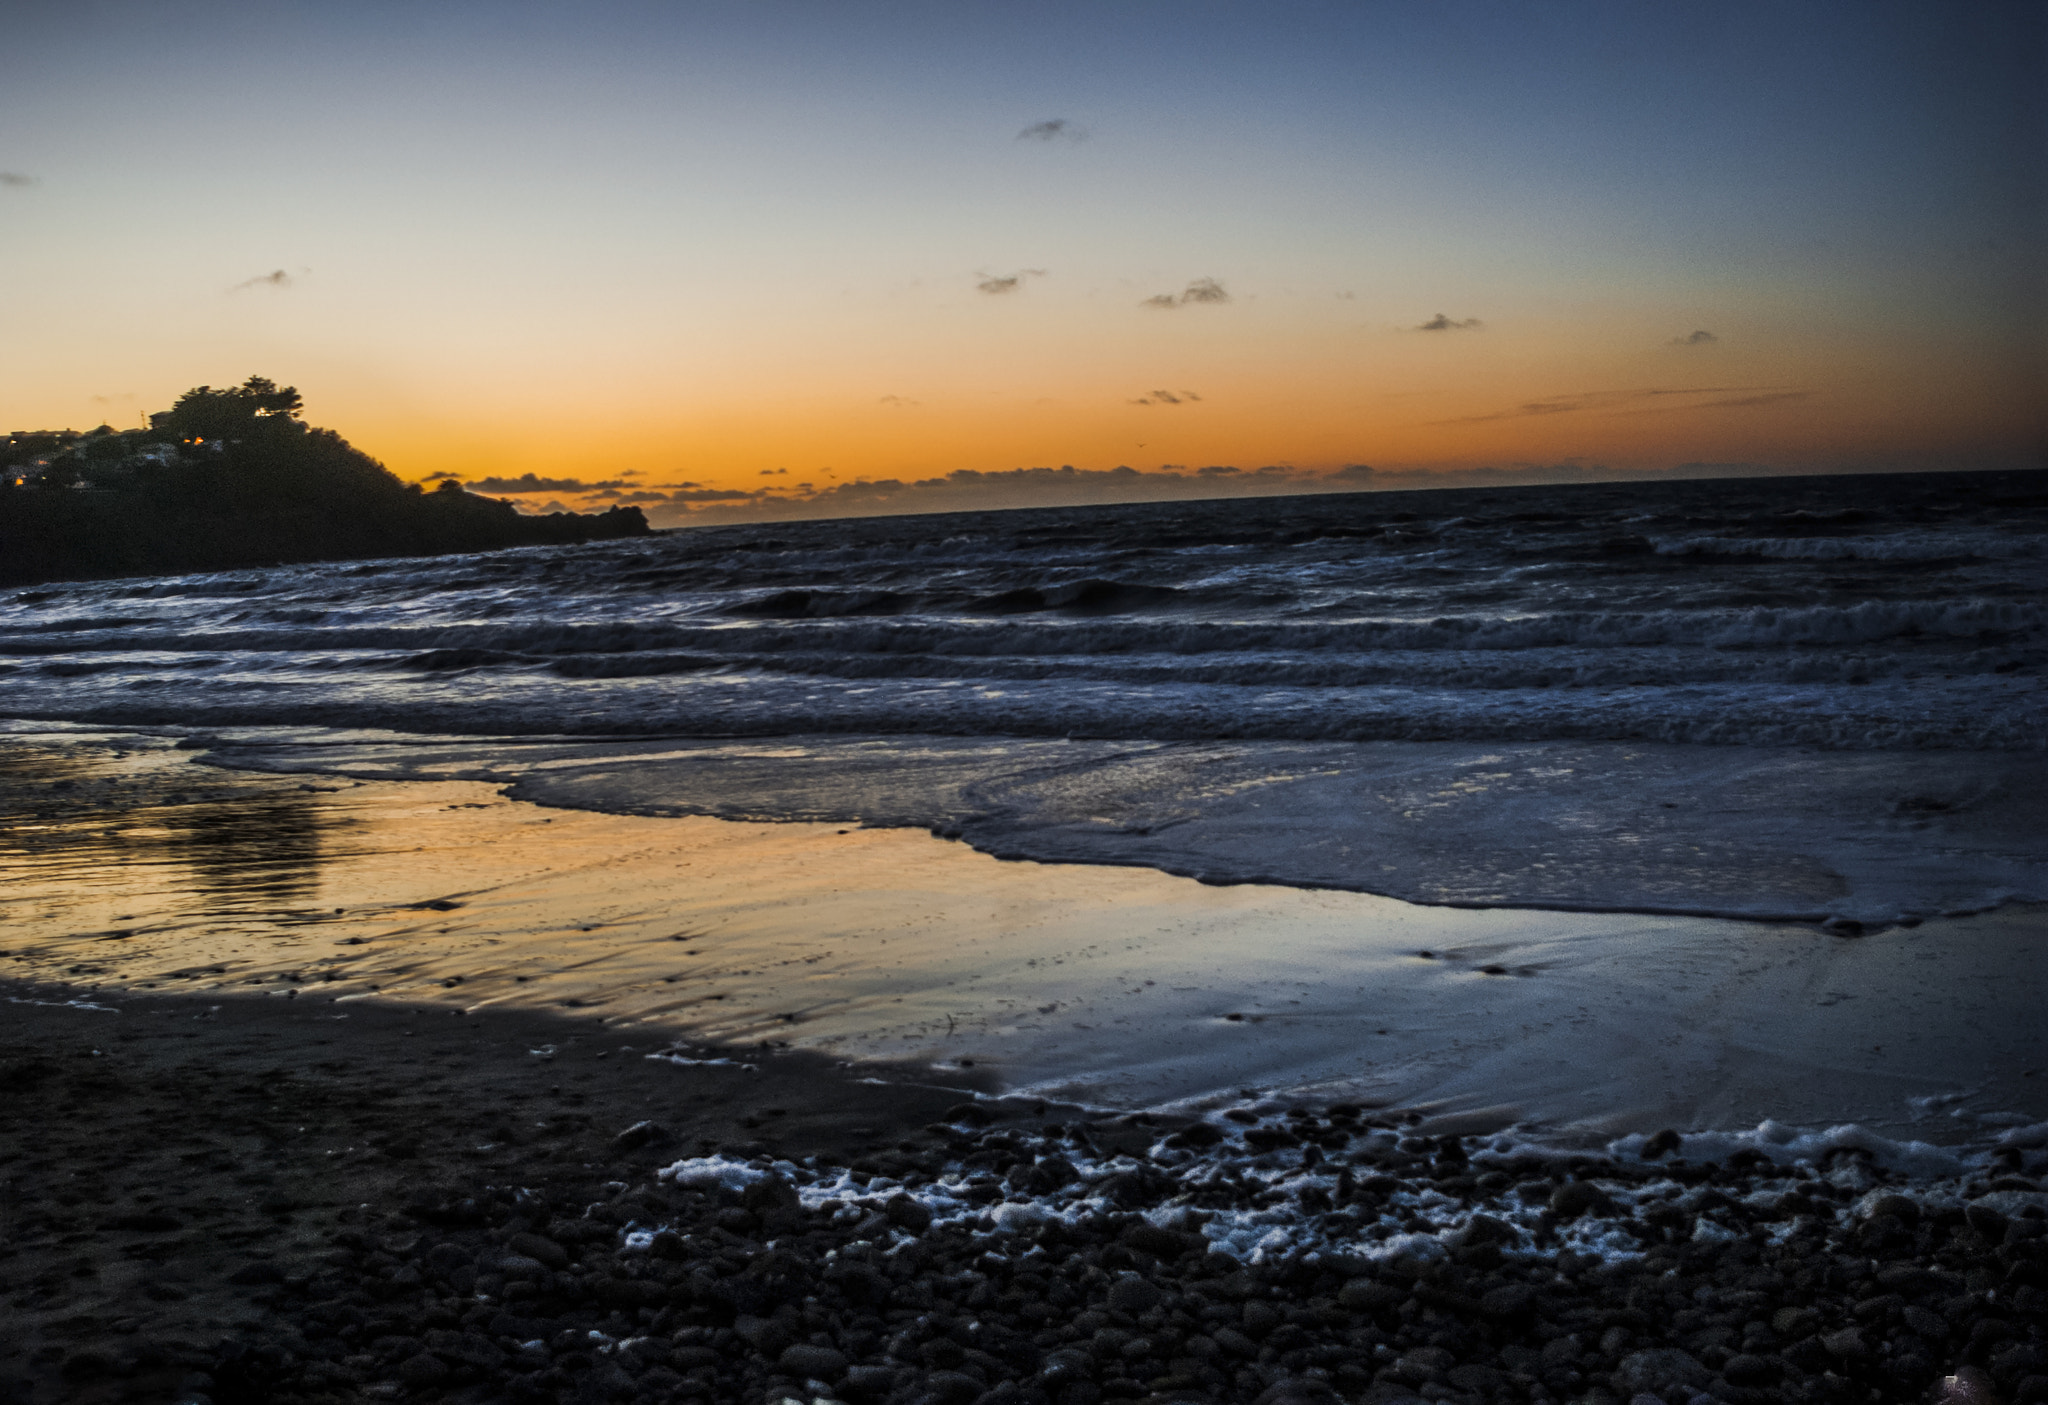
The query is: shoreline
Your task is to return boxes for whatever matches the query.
[4,726,2044,1146]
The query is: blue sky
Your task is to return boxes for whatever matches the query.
[4,0,2039,519]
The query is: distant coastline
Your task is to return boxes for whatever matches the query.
[0,377,648,586]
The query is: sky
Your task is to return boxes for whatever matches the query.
[3,0,2041,525]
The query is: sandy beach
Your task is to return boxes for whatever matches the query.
[4,727,2046,1404]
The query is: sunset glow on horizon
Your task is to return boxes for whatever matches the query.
[4,1,2040,525]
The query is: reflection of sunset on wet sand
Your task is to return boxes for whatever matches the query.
[8,731,2042,1142]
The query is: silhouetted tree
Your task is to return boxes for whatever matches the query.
[152,376,305,442]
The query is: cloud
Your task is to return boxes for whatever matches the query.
[1698,390,1810,410]
[878,395,919,407]
[230,269,294,292]
[668,487,758,502]
[1330,460,1813,492]
[1140,278,1230,309]
[640,461,1357,526]
[1129,390,1202,406]
[1017,119,1084,142]
[0,172,36,187]
[1670,329,1718,346]
[1414,313,1482,331]
[760,467,788,476]
[467,473,631,493]
[976,268,1045,295]
[1435,385,1808,425]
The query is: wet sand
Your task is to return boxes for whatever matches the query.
[3,728,2043,1143]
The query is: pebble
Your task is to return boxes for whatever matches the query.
[158,1108,2045,1405]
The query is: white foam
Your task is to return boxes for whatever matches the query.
[622,1102,2048,1279]
[1604,1120,1973,1178]
[658,1155,774,1192]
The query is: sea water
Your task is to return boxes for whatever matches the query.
[3,470,2041,924]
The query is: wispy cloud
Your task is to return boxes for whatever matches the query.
[1436,386,1808,425]
[0,172,36,188]
[638,462,1354,526]
[1129,390,1202,406]
[1670,329,1718,346]
[1140,277,1230,309]
[1699,390,1808,409]
[878,395,919,407]
[467,473,632,494]
[1331,460,1794,491]
[1017,118,1084,142]
[230,269,293,292]
[1414,313,1482,331]
[976,268,1045,295]
[667,487,758,502]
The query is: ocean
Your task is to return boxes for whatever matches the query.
[4,468,2043,926]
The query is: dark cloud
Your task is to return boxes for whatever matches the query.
[467,473,631,494]
[1140,278,1230,309]
[230,269,293,292]
[643,461,1352,525]
[0,172,36,188]
[1671,330,1719,346]
[1017,119,1084,142]
[626,455,1845,527]
[977,268,1045,295]
[666,487,758,502]
[1414,313,1482,331]
[760,467,788,476]
[1129,390,1202,406]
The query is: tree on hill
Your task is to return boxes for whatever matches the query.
[0,376,649,585]
[153,376,305,442]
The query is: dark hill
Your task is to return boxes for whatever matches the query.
[0,377,649,586]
